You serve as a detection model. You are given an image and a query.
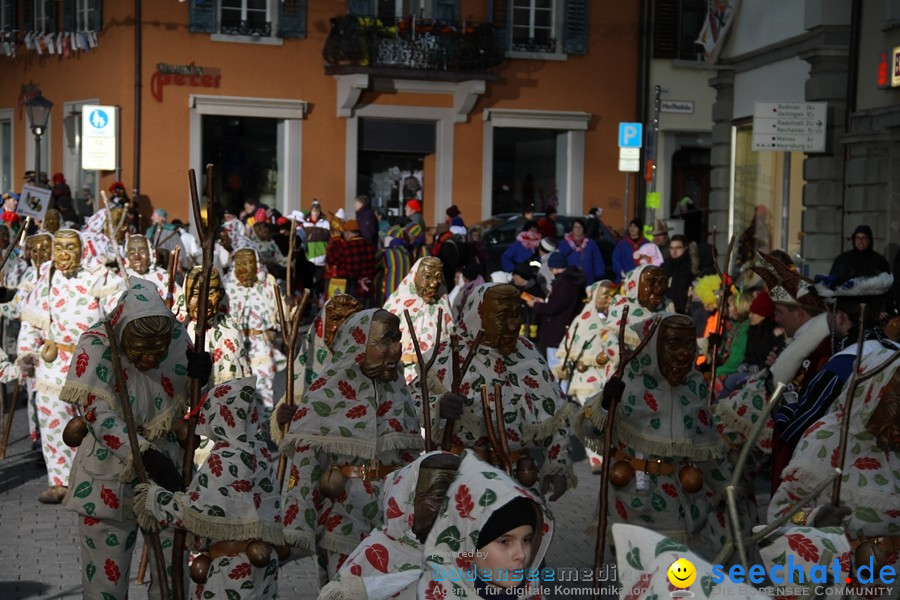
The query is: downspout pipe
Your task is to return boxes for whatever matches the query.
[133,0,142,229]
[635,0,652,221]
[839,0,861,253]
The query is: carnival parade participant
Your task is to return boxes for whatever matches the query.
[318,451,462,600]
[61,276,211,600]
[123,234,180,301]
[135,377,285,600]
[435,283,576,500]
[581,314,730,557]
[17,229,124,503]
[280,309,423,587]
[226,248,281,410]
[383,256,454,413]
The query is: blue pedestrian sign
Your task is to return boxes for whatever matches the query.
[618,122,643,148]
[88,109,109,130]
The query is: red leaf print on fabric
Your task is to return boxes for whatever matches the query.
[624,568,658,600]
[403,298,416,307]
[105,559,121,584]
[283,505,299,526]
[852,457,881,470]
[309,378,326,392]
[662,483,678,497]
[292,407,308,423]
[208,454,223,476]
[387,419,403,432]
[219,405,236,428]
[736,405,748,417]
[886,510,900,518]
[839,551,851,573]
[229,563,252,579]
[214,385,232,398]
[48,418,60,429]
[212,348,223,362]
[339,381,357,401]
[253,493,261,510]
[84,516,101,526]
[100,486,120,509]
[523,376,539,389]
[615,499,628,520]
[160,375,174,398]
[424,580,446,600]
[548,444,560,460]
[437,368,447,381]
[230,480,252,493]
[345,405,367,419]
[386,497,404,519]
[786,533,820,563]
[350,564,362,576]
[103,435,122,450]
[351,327,366,344]
[643,391,658,412]
[805,421,824,435]
[40,406,51,416]
[830,446,839,468]
[76,350,89,377]
[698,409,709,426]
[376,400,392,417]
[505,428,520,443]
[455,485,475,519]
[365,543,389,574]
[224,339,236,352]
[326,514,343,531]
[56,298,66,308]
[493,358,505,375]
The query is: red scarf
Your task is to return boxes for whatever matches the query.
[564,232,588,252]
[517,230,541,250]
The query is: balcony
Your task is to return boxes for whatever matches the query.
[323,15,505,82]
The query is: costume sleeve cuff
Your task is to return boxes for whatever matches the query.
[119,437,153,483]
[133,482,161,532]
[318,574,368,600]
[539,461,578,491]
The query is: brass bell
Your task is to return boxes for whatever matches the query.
[318,465,347,501]
[678,463,704,493]
[610,460,635,487]
[41,341,58,363]
[854,540,887,573]
[515,456,538,487]
[596,353,609,366]
[190,554,212,584]
[63,416,89,447]
[576,361,588,373]
[245,541,272,568]
[275,544,291,561]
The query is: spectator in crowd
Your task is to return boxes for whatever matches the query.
[514,203,536,233]
[651,219,671,262]
[829,224,890,281]
[466,225,489,276]
[404,221,428,262]
[511,261,545,340]
[450,261,485,320]
[675,196,703,243]
[584,207,603,240]
[76,185,94,219]
[559,218,605,284]
[432,222,462,289]
[354,195,379,247]
[50,173,72,210]
[538,206,558,242]
[712,292,752,396]
[611,218,650,283]
[375,207,391,245]
[742,291,783,370]
[502,220,541,273]
[405,199,425,229]
[537,237,557,295]
[375,225,413,303]
[528,251,586,359]
[331,219,376,305]
[445,204,463,226]
[662,234,692,314]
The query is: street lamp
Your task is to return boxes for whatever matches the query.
[26,92,53,187]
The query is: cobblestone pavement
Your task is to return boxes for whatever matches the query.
[0,381,609,600]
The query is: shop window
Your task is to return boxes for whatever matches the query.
[731,123,805,272]
[489,0,587,57]
[1,1,14,31]
[221,0,271,37]
[189,0,306,41]
[492,127,566,215]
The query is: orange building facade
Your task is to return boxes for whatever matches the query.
[0,1,640,231]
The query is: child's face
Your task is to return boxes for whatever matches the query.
[474,525,534,588]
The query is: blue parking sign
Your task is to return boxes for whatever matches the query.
[618,122,643,148]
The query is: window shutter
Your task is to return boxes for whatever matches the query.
[433,0,457,20]
[6,0,17,32]
[45,0,57,32]
[562,0,588,55]
[93,0,103,32]
[487,0,509,51]
[63,0,76,32]
[278,0,306,39]
[652,0,678,59]
[188,0,217,34]
[347,0,370,15]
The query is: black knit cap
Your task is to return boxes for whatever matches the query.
[476,497,537,549]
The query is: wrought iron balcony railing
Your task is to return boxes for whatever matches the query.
[220,19,272,37]
[323,15,505,74]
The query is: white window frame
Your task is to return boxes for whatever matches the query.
[75,0,96,32]
[481,108,590,221]
[33,0,50,33]
[507,0,566,60]
[0,109,13,195]
[211,0,283,46]
[189,94,307,236]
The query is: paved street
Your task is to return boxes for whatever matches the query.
[0,382,607,600]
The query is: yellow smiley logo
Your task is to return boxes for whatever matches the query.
[667,558,697,588]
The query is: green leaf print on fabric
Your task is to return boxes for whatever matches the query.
[339,426,353,437]
[650,417,660,429]
[95,365,109,383]
[86,563,96,582]
[436,526,463,551]
[105,533,119,547]
[651,493,667,511]
[94,448,108,461]
[312,402,332,417]
[643,376,658,390]
[83,502,96,515]
[701,575,714,597]
[259,478,273,493]
[198,473,208,487]
[207,505,226,517]
[626,546,643,570]
[654,538,687,556]
[855,507,880,523]
[73,481,93,498]
[226,590,241,600]
[478,490,497,507]
[363,501,379,521]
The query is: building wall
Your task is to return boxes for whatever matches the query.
[0,0,640,232]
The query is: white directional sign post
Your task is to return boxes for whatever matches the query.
[82,105,118,171]
[618,122,643,229]
[752,102,827,152]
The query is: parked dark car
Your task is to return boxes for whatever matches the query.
[481,213,618,276]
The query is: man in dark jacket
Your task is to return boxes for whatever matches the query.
[662,234,693,314]
[829,224,890,281]
[354,195,379,247]
[528,252,586,357]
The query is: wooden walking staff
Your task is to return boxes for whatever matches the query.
[274,285,311,488]
[440,331,484,451]
[0,219,30,458]
[592,307,661,599]
[172,165,219,600]
[831,305,867,505]
[707,231,737,406]
[403,308,443,452]
[0,379,21,459]
[103,321,170,599]
[165,245,181,310]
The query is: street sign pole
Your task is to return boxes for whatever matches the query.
[618,122,643,230]
[781,152,791,251]
[624,172,630,231]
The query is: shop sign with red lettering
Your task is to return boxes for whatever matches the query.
[151,62,221,102]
